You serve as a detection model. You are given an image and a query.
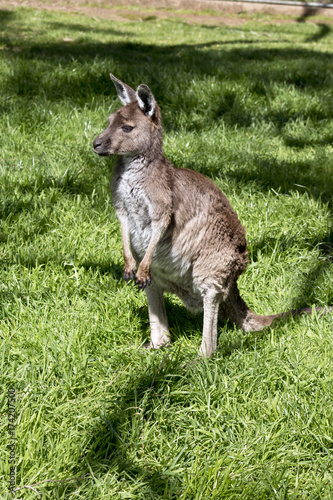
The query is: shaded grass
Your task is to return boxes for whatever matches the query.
[0,5,333,499]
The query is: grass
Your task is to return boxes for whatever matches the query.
[0,4,333,499]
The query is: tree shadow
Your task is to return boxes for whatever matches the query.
[47,20,133,37]
[1,7,332,318]
[228,152,333,206]
[2,34,333,201]
[1,13,333,145]
[305,22,331,42]
[296,5,332,42]
[1,10,332,496]
[63,350,188,498]
[0,8,15,27]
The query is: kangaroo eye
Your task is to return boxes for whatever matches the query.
[121,125,134,133]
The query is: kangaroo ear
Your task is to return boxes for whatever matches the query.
[136,84,156,118]
[110,73,137,106]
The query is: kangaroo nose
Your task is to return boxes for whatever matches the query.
[93,138,102,150]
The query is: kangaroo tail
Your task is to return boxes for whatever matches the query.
[220,284,332,333]
[244,306,332,332]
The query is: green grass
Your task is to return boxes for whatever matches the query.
[0,5,333,499]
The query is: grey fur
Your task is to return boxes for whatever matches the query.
[93,74,331,357]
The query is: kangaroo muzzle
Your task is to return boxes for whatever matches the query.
[93,134,111,156]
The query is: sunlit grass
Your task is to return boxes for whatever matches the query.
[0,5,332,499]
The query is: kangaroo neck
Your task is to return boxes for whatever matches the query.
[120,148,164,172]
[121,154,146,171]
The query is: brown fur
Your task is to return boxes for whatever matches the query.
[93,74,331,357]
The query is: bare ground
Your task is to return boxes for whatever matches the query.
[1,0,333,26]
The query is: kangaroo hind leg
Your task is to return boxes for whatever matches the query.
[219,283,274,332]
[145,281,171,349]
[200,290,221,358]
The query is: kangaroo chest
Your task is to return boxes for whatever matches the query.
[112,160,154,257]
[112,159,202,302]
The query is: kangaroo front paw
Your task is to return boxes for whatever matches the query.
[135,275,151,291]
[135,266,151,290]
[123,266,136,282]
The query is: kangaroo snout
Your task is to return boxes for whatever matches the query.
[93,134,111,156]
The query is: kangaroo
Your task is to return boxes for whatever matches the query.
[93,73,331,357]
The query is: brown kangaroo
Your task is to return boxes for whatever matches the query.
[93,73,331,357]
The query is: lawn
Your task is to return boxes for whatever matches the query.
[1,4,333,499]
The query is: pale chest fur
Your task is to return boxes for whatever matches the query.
[112,157,155,259]
[111,157,193,284]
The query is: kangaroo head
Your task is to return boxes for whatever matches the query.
[93,73,161,157]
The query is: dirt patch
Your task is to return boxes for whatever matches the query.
[0,1,245,25]
[1,0,333,25]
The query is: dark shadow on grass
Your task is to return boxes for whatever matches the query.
[297,4,333,44]
[81,260,123,281]
[2,14,333,196]
[297,4,322,21]
[5,41,333,95]
[282,133,333,148]
[249,227,333,264]
[136,294,203,345]
[17,350,188,497]
[315,230,333,258]
[47,21,132,37]
[293,259,333,306]
[228,153,333,206]
[1,10,332,331]
[305,22,331,42]
[60,350,189,498]
[53,301,331,497]
[0,8,15,28]
[2,36,332,207]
